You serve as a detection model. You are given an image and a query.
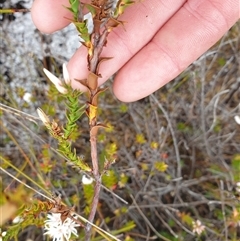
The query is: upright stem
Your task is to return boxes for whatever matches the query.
[85,126,101,240]
[85,26,108,241]
[85,172,101,241]
[83,2,117,240]
[89,28,109,73]
[90,135,99,177]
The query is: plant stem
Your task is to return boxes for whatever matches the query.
[89,28,109,73]
[90,134,99,177]
[85,176,101,241]
[84,2,114,239]
[84,25,107,241]
[85,130,102,240]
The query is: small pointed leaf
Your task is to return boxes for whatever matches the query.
[107,18,126,31]
[90,123,108,136]
[75,78,89,88]
[96,57,113,75]
[87,71,99,90]
[92,87,108,106]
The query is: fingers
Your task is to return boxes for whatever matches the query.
[30,0,186,95]
[67,0,186,89]
[31,0,239,102]
[113,0,239,102]
[31,0,72,33]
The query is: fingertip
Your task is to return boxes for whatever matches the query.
[112,75,149,103]
[31,0,72,33]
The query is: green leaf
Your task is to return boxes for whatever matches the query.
[232,154,240,181]
[119,220,136,232]
[69,0,80,14]
[114,0,135,17]
[102,170,118,189]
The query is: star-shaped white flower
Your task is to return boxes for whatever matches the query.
[192,220,205,235]
[44,213,80,241]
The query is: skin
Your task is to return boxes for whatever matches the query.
[31,0,239,102]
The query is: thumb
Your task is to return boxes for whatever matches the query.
[31,0,72,33]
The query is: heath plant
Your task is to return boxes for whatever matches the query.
[1,1,137,241]
[2,1,240,241]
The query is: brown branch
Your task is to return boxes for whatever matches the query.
[84,17,109,241]
[90,135,99,177]
[83,2,118,240]
[85,176,101,241]
[89,28,109,73]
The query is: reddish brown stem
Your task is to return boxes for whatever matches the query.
[84,3,113,240]
[89,28,109,73]
[85,176,101,241]
[85,133,102,241]
[90,134,99,177]
[85,29,108,241]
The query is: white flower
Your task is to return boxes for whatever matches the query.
[44,213,80,241]
[82,174,93,185]
[23,92,32,103]
[192,220,205,235]
[234,115,240,125]
[43,66,69,94]
[0,228,6,241]
[12,216,23,224]
[62,63,71,85]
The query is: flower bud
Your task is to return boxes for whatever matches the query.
[43,68,68,94]
[82,175,94,185]
[37,108,50,126]
[62,63,71,85]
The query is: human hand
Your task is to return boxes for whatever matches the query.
[31,0,239,102]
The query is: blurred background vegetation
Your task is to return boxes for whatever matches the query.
[1,1,240,240]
